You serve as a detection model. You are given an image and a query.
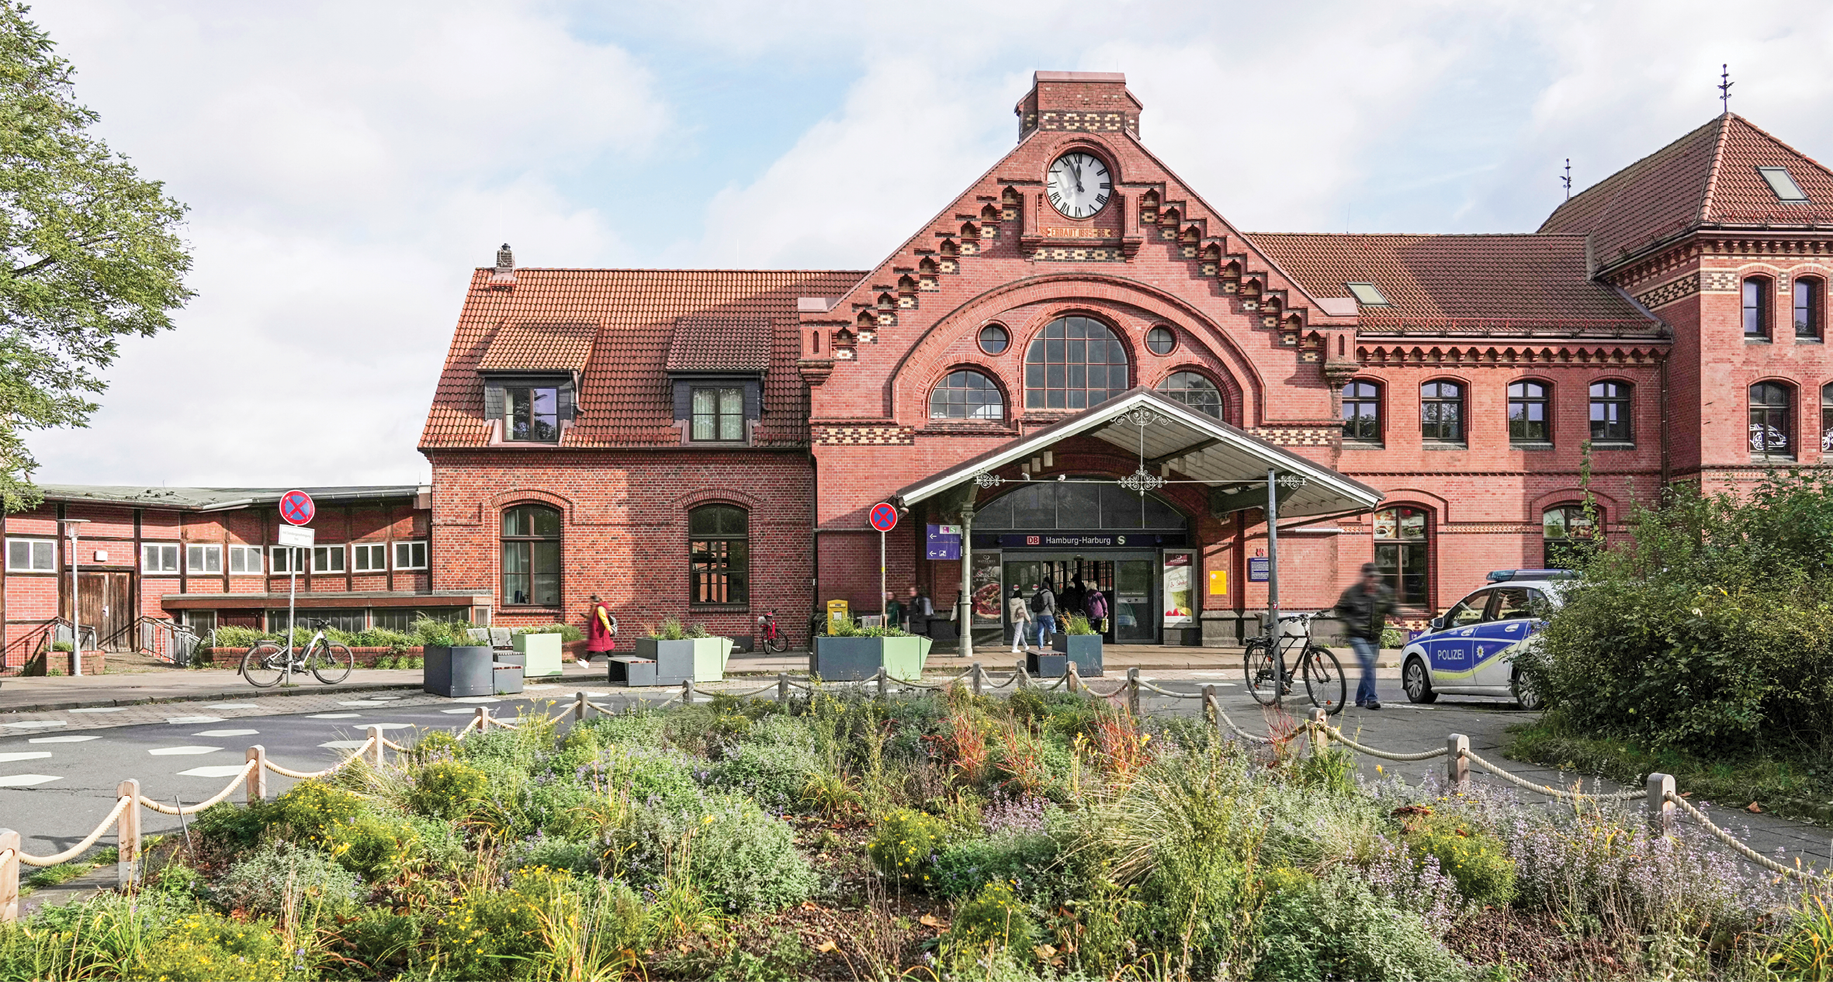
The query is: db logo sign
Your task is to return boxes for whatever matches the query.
[1026,536,1040,545]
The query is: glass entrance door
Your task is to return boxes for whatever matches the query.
[1000,554,1158,644]
[1114,560,1155,643]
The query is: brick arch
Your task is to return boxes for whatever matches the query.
[1148,363,1243,425]
[1529,488,1620,524]
[921,362,1013,422]
[669,487,765,511]
[484,488,575,525]
[885,273,1268,423]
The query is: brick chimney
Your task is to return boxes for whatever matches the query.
[1014,71,1142,142]
[489,243,515,288]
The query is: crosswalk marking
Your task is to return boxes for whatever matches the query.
[306,713,359,719]
[29,735,100,744]
[166,716,225,725]
[0,752,52,763]
[0,774,60,787]
[67,707,128,714]
[192,729,259,737]
[1,720,66,729]
[148,746,223,756]
[179,765,256,778]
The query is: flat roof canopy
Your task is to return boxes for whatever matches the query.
[894,388,1384,520]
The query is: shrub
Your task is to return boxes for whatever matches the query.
[516,622,585,642]
[192,799,274,858]
[271,782,419,879]
[127,910,289,982]
[933,831,1060,899]
[1395,808,1516,908]
[942,880,1038,962]
[408,760,489,819]
[611,792,817,912]
[1253,869,1466,982]
[435,866,573,981]
[507,835,599,875]
[336,909,423,979]
[215,842,364,920]
[593,743,702,808]
[708,739,821,811]
[867,808,951,887]
[1292,746,1357,795]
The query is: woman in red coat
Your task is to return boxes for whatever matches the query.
[585,595,617,664]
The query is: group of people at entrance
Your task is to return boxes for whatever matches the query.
[1008,577,1108,652]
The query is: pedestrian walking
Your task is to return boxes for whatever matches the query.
[884,590,903,633]
[1007,586,1034,653]
[1085,585,1108,635]
[906,585,933,633]
[1031,579,1058,649]
[585,595,617,665]
[1333,562,1397,710]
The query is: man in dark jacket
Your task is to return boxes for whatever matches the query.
[1334,562,1398,710]
[1031,579,1058,649]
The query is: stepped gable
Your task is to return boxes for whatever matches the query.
[1539,113,1833,268]
[420,268,861,450]
[1248,232,1658,336]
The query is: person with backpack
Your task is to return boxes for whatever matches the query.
[1008,585,1034,653]
[585,595,617,665]
[1085,585,1109,635]
[1031,579,1058,649]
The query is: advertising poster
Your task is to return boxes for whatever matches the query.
[1163,552,1193,626]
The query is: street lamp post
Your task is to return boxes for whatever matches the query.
[64,519,91,677]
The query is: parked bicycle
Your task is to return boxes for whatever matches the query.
[241,619,354,687]
[756,611,787,654]
[1242,610,1347,714]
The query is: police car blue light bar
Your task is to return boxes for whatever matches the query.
[1485,568,1583,582]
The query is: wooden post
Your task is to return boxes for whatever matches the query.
[1447,734,1469,793]
[876,666,887,699]
[1067,662,1080,693]
[245,746,267,802]
[0,828,19,924]
[777,672,789,704]
[1015,661,1028,688]
[1126,667,1141,716]
[680,679,694,706]
[474,706,488,732]
[1648,773,1676,837]
[116,779,140,889]
[1203,684,1221,737]
[972,662,983,696]
[367,725,385,768]
[1307,708,1329,754]
[573,691,587,721]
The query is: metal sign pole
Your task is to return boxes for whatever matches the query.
[286,550,297,687]
[959,505,974,661]
[1266,468,1281,711]
[69,525,81,677]
[880,529,887,629]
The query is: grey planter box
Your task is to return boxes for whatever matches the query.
[626,637,731,685]
[1051,634,1105,677]
[1026,651,1069,678]
[608,655,659,687]
[493,656,525,694]
[811,635,932,681]
[423,644,495,697]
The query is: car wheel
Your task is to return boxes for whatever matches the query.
[1512,670,1543,711]
[1402,656,1437,704]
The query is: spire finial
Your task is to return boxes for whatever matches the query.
[1562,158,1572,201]
[1719,64,1733,114]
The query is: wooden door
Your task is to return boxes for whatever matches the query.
[63,571,134,650]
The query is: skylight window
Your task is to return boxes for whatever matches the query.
[1758,166,1809,202]
[1346,282,1390,307]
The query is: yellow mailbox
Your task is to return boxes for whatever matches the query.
[826,599,850,633]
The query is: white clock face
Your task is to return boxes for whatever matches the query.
[1046,152,1111,219]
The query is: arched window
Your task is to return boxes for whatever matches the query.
[1421,381,1464,444]
[501,504,560,606]
[1372,506,1429,606]
[689,505,748,605]
[1795,276,1823,340]
[1542,504,1601,568]
[1157,371,1222,418]
[929,370,1004,420]
[1822,383,1833,453]
[1750,382,1794,458]
[1508,380,1551,445]
[1342,380,1382,445]
[1744,276,1773,338]
[1024,315,1128,410]
[1589,381,1633,444]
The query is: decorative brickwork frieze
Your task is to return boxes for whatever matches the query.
[1702,270,1740,292]
[813,424,916,446]
[1635,273,1699,309]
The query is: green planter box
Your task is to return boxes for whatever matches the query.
[880,635,932,681]
[694,636,733,682]
[810,635,932,681]
[512,632,564,677]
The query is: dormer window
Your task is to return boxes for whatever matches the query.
[691,386,745,441]
[666,315,771,447]
[506,385,560,442]
[1758,166,1809,202]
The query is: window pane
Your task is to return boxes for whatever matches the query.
[720,412,742,441]
[532,541,560,605]
[531,507,561,537]
[692,388,716,415]
[719,388,742,414]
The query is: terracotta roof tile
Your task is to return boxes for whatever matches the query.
[1539,114,1833,265]
[665,315,772,374]
[476,321,598,373]
[1246,232,1658,335]
[421,268,861,450]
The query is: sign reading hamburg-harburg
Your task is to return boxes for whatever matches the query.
[1001,533,1132,548]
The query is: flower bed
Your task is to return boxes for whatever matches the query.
[1,687,1819,980]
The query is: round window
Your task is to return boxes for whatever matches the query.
[1146,325,1177,355]
[978,324,1009,355]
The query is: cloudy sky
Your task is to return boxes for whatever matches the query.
[25,0,1833,488]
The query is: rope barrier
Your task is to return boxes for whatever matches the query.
[16,796,132,868]
[1081,680,1129,698]
[136,761,256,816]
[1462,748,1645,802]
[1206,692,1275,745]
[1666,792,1833,884]
[264,737,375,780]
[1137,679,1203,700]
[1312,724,1451,762]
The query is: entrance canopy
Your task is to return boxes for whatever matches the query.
[894,387,1383,519]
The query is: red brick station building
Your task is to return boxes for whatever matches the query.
[8,71,1833,666]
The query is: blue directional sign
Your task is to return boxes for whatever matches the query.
[926,524,962,560]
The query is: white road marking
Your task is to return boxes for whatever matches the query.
[29,735,101,744]
[179,765,255,778]
[367,694,403,700]
[192,729,259,738]
[450,697,499,704]
[67,707,128,714]
[439,708,481,714]
[306,713,360,719]
[336,700,389,707]
[364,723,418,731]
[319,740,367,750]
[0,774,61,787]
[148,746,223,756]
[203,703,260,709]
[0,752,52,763]
[165,716,225,725]
[1,720,66,730]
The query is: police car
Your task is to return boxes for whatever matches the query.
[1399,569,1578,710]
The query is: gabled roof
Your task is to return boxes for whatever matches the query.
[1539,113,1833,267]
[1247,233,1660,336]
[421,268,861,450]
[665,315,772,375]
[477,321,598,374]
[894,388,1383,520]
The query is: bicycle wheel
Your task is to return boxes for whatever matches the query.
[242,643,286,688]
[764,632,787,654]
[310,642,355,684]
[1244,640,1281,705]
[1302,644,1348,715]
